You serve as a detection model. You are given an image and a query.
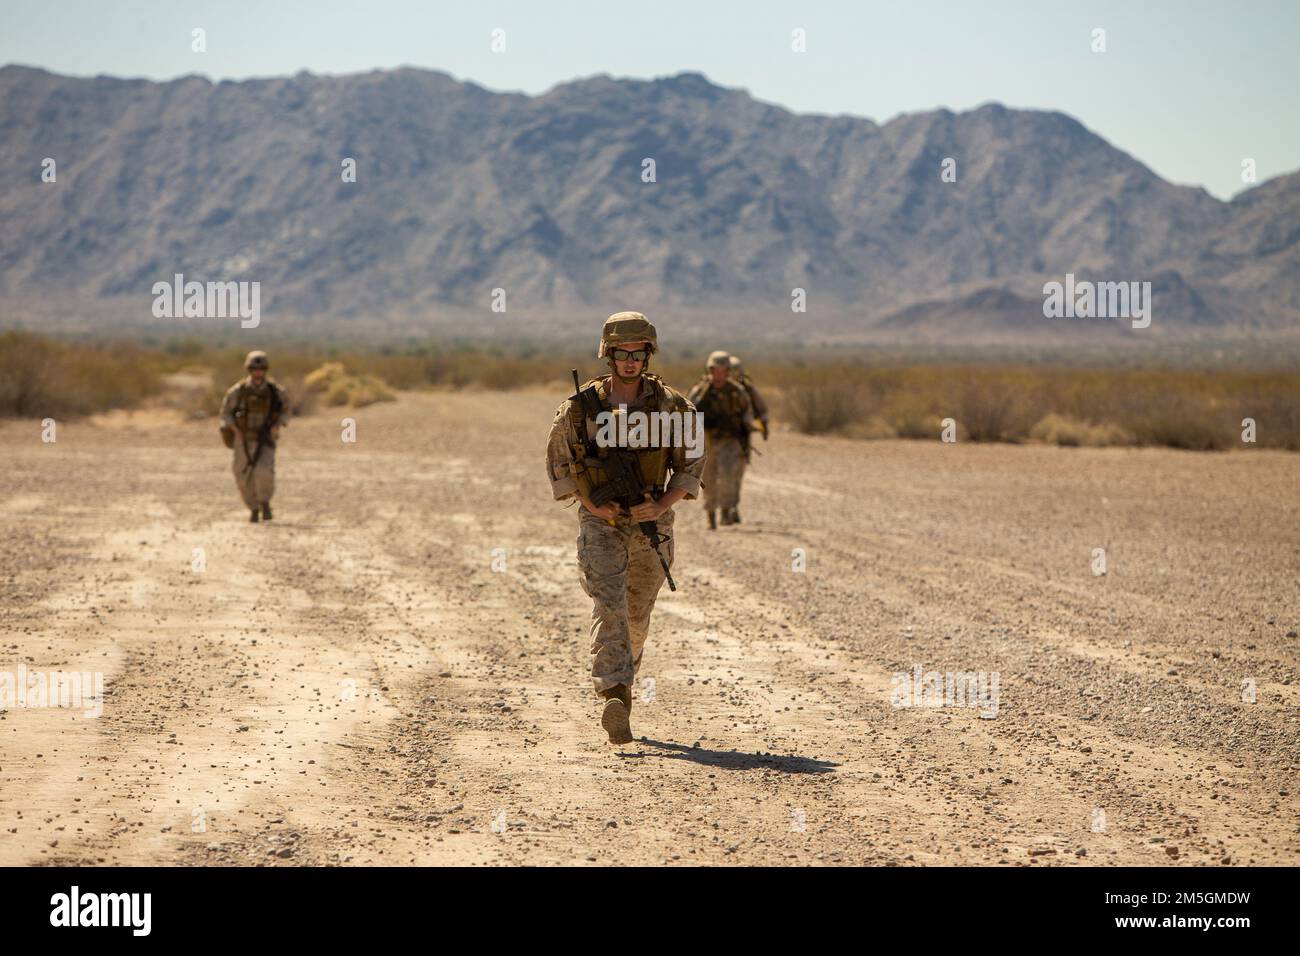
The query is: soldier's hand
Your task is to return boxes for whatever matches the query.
[630,498,665,522]
[271,425,282,441]
[580,496,620,522]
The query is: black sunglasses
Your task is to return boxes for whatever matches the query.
[610,348,649,362]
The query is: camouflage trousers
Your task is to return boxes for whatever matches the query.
[702,432,746,511]
[232,440,276,510]
[576,508,675,697]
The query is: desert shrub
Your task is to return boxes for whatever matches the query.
[883,396,942,439]
[303,361,347,392]
[323,374,393,408]
[783,384,867,434]
[0,331,163,417]
[0,332,63,416]
[1123,396,1235,451]
[474,357,547,391]
[302,361,395,408]
[1029,413,1133,447]
[1229,381,1300,451]
[3,333,1296,454]
[953,376,1037,442]
[420,353,474,389]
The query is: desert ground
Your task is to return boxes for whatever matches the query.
[1,386,1296,866]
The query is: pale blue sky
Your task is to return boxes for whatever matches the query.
[3,0,1296,198]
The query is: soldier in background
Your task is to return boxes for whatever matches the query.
[729,355,769,443]
[545,313,705,745]
[219,350,288,523]
[688,350,752,529]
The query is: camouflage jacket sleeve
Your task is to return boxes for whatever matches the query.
[736,383,755,427]
[746,382,769,420]
[546,399,580,500]
[219,384,241,428]
[664,389,705,500]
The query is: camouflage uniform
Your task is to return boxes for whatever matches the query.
[729,355,769,439]
[219,352,289,520]
[547,372,704,697]
[688,353,752,525]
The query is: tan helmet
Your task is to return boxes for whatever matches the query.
[707,349,731,369]
[244,350,269,370]
[729,355,743,373]
[598,312,658,357]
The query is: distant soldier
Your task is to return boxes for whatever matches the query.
[546,312,705,745]
[219,350,288,523]
[688,350,753,529]
[729,355,769,442]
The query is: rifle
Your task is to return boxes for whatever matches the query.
[243,382,283,476]
[570,369,677,592]
[737,422,752,462]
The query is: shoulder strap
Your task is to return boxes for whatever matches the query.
[643,373,673,409]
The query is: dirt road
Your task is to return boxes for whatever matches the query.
[2,388,1297,866]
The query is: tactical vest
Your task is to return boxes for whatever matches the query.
[233,379,282,433]
[569,373,672,502]
[693,379,746,434]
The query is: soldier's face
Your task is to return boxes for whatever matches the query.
[611,342,648,383]
[709,364,729,386]
[249,367,267,383]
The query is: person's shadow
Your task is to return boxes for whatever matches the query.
[619,738,836,774]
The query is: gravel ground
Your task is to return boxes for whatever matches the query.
[1,388,1296,866]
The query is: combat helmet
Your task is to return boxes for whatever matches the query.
[244,350,269,370]
[707,349,731,369]
[598,312,658,358]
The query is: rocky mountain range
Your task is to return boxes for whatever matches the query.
[1,64,1296,345]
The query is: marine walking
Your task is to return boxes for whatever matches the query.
[688,350,753,529]
[546,313,705,745]
[219,350,288,523]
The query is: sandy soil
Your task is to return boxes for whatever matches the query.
[1,388,1297,866]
